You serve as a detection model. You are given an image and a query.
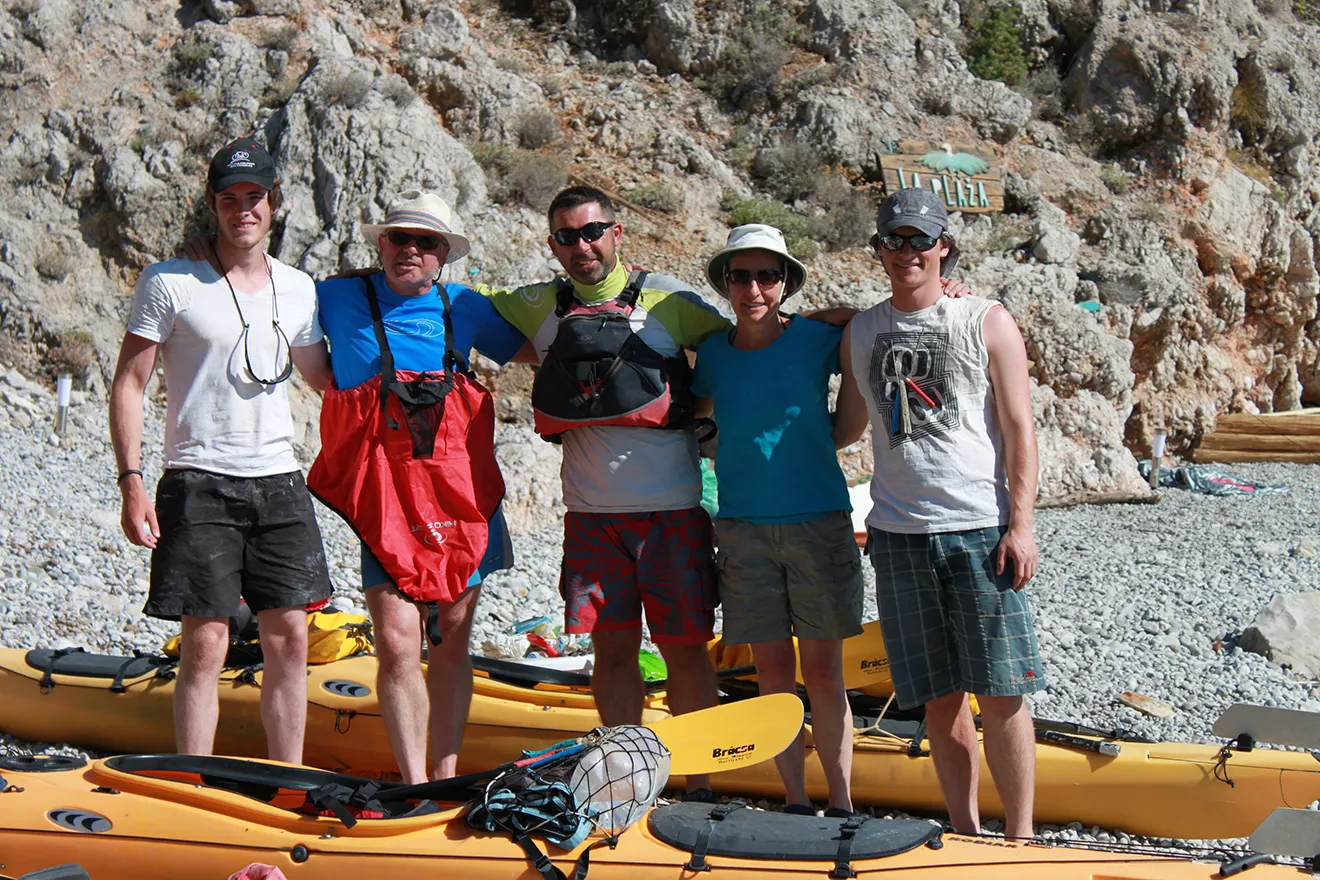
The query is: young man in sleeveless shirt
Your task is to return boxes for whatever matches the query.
[835,188,1045,839]
[110,138,334,765]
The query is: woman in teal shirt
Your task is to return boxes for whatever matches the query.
[692,224,864,817]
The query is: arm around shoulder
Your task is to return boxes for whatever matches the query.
[832,323,870,449]
[292,341,333,392]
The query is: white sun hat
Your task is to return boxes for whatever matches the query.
[360,190,471,263]
[705,223,808,298]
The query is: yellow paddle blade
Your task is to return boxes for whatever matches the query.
[798,619,893,694]
[646,693,803,776]
[711,621,895,696]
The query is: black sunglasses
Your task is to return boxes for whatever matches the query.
[387,230,445,251]
[726,268,785,288]
[872,232,940,253]
[551,221,616,247]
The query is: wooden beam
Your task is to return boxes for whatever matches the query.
[1198,433,1320,453]
[1192,448,1320,464]
[1036,490,1158,509]
[1214,409,1320,436]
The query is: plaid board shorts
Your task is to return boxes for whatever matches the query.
[560,507,718,645]
[867,525,1045,709]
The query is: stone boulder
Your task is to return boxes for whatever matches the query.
[397,3,549,145]
[271,54,492,280]
[965,257,1145,495]
[1240,592,1320,678]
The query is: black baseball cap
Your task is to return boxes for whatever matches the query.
[208,137,276,193]
[875,187,960,275]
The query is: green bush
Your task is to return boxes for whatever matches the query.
[702,1,802,113]
[44,329,95,385]
[807,174,873,251]
[514,108,560,149]
[174,37,216,74]
[1099,165,1133,194]
[753,140,824,203]
[1294,0,1319,23]
[474,144,567,210]
[723,197,819,259]
[964,5,1028,86]
[624,182,682,213]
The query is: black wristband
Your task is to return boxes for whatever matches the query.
[117,469,143,484]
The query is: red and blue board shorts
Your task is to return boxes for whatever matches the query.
[560,507,718,645]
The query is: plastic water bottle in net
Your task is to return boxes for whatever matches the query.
[569,726,671,833]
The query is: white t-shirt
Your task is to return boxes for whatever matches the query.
[127,255,322,478]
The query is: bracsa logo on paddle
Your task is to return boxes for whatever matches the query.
[48,808,112,833]
[860,658,890,673]
[712,743,755,760]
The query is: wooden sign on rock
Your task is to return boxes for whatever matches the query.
[879,143,1004,214]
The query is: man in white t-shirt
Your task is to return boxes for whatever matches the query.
[109,138,335,765]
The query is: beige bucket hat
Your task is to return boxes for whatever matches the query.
[361,190,471,263]
[705,224,808,298]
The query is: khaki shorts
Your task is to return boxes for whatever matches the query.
[715,511,864,645]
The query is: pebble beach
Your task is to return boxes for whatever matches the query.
[1,368,1318,847]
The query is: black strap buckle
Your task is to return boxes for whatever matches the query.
[830,814,869,879]
[39,647,87,693]
[685,801,744,872]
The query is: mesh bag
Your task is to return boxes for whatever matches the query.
[467,725,671,851]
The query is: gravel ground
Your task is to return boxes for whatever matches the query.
[1,370,1318,852]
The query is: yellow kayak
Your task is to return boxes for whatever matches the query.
[0,647,1317,839]
[0,751,1302,879]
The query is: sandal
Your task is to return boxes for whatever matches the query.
[783,804,816,816]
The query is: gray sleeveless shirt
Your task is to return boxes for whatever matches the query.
[848,296,1010,534]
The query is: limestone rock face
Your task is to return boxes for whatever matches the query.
[965,257,1144,495]
[398,4,549,145]
[273,56,491,280]
[1240,592,1320,679]
[0,0,1318,522]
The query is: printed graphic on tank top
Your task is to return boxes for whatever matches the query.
[866,329,960,446]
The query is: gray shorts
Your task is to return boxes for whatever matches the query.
[867,525,1046,709]
[715,511,864,645]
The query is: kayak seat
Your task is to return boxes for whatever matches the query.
[648,802,940,862]
[25,649,174,687]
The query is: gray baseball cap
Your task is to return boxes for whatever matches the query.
[874,187,960,276]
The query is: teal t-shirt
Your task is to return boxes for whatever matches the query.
[691,316,851,523]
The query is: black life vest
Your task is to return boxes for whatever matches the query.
[530,270,698,441]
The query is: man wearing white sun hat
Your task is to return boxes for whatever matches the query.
[309,190,528,784]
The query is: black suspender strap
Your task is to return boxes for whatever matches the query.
[364,278,397,422]
[425,602,444,647]
[363,275,466,424]
[553,269,650,315]
[617,269,648,308]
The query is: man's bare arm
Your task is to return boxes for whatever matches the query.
[292,341,333,392]
[109,333,162,548]
[833,324,870,449]
[984,304,1039,590]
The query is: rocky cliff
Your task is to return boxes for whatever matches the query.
[1,0,1316,521]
